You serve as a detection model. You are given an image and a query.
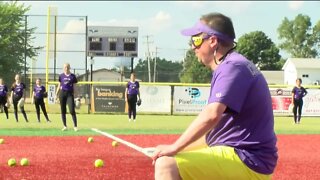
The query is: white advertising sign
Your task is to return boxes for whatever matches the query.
[173,86,210,114]
[302,89,320,116]
[137,86,171,113]
[48,84,56,104]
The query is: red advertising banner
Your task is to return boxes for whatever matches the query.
[270,88,320,116]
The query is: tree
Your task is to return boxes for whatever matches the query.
[277,14,320,58]
[179,49,211,83]
[0,2,40,84]
[237,31,282,70]
[134,58,183,82]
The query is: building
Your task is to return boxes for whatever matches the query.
[261,71,284,85]
[282,58,320,85]
[77,68,124,82]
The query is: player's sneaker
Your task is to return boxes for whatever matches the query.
[74,127,78,132]
[133,119,136,122]
[62,127,67,131]
[129,118,132,122]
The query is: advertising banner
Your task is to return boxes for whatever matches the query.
[48,85,56,104]
[93,86,125,112]
[270,88,292,115]
[302,89,320,116]
[173,86,210,114]
[270,88,320,116]
[137,86,171,113]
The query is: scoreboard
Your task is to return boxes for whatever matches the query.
[87,26,138,57]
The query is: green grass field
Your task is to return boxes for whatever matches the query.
[1,113,319,136]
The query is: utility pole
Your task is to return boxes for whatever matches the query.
[153,47,160,82]
[24,15,27,85]
[143,35,153,82]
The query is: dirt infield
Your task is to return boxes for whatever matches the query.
[0,134,319,180]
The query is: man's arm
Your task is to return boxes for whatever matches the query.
[152,102,226,159]
[180,135,207,152]
[172,102,226,152]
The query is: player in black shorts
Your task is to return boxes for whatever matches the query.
[0,78,9,120]
[291,78,308,124]
[32,78,51,123]
[125,73,141,122]
[10,74,28,122]
[56,63,78,131]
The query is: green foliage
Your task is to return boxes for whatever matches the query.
[277,14,320,58]
[0,2,41,84]
[134,58,183,82]
[179,49,212,83]
[237,31,282,70]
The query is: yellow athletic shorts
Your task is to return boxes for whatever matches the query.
[175,146,272,180]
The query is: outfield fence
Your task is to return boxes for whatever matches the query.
[39,82,320,117]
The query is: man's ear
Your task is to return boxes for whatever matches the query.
[209,36,219,48]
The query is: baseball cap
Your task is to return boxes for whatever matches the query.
[181,21,234,42]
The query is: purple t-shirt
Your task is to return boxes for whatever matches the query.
[292,86,307,100]
[127,81,140,95]
[59,73,78,92]
[0,84,8,97]
[206,52,278,174]
[34,85,46,98]
[12,83,26,97]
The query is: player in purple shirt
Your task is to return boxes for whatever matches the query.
[125,72,140,122]
[10,74,28,122]
[0,78,9,120]
[56,63,78,131]
[32,78,51,123]
[291,78,307,124]
[152,12,278,180]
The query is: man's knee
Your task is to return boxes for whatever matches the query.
[155,156,181,180]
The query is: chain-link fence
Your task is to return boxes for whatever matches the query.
[19,14,88,98]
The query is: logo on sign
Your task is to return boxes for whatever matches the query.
[185,87,201,98]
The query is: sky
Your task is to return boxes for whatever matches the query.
[13,1,320,75]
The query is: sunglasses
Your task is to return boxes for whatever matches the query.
[191,35,210,48]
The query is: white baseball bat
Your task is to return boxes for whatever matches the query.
[91,128,155,158]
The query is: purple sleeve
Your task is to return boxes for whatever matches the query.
[208,64,252,113]
[59,74,62,83]
[136,81,140,88]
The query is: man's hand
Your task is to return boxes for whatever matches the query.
[151,144,179,165]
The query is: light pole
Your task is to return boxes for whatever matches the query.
[24,15,28,84]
